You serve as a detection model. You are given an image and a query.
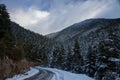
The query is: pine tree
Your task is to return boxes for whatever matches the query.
[57,45,65,69]
[72,39,84,73]
[0,4,13,60]
[0,4,25,61]
[97,30,120,80]
[108,31,120,58]
[86,46,97,77]
[0,4,11,38]
[66,46,73,71]
[51,46,60,68]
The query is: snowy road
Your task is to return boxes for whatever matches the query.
[26,68,54,80]
[37,67,94,80]
[7,67,94,80]
[6,67,54,80]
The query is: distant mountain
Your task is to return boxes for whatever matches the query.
[46,18,120,54]
[47,18,120,42]
[47,31,59,39]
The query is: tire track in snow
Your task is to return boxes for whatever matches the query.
[26,68,53,80]
[52,69,64,80]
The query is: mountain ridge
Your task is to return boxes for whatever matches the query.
[46,18,120,42]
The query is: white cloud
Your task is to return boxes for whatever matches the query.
[9,0,120,35]
[10,7,49,27]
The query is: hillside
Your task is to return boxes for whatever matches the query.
[10,22,55,62]
[46,18,120,54]
[47,18,120,80]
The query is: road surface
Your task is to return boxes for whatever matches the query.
[25,68,54,80]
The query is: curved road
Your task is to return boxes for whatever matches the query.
[25,68,54,80]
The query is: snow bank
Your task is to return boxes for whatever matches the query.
[6,67,39,80]
[37,67,94,80]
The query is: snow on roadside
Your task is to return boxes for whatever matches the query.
[37,67,94,80]
[6,67,39,80]
[6,66,94,80]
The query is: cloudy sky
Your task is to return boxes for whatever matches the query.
[1,0,120,35]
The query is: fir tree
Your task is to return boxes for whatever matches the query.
[0,4,10,38]
[51,46,60,68]
[0,4,13,59]
[97,30,120,80]
[0,4,25,61]
[57,45,65,69]
[72,39,84,73]
[66,46,73,71]
[86,46,97,77]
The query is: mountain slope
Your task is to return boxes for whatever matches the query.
[46,18,120,80]
[46,18,120,42]
[10,22,55,63]
[46,18,120,54]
